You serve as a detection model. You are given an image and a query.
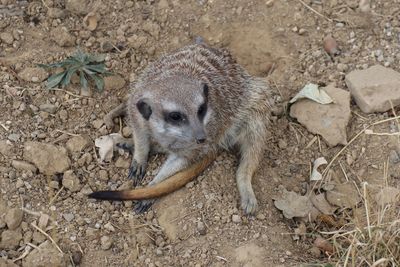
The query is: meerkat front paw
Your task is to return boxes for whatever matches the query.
[134,199,155,214]
[240,191,258,215]
[128,159,147,186]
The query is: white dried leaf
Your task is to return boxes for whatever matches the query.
[94,133,125,163]
[310,157,328,181]
[289,83,334,105]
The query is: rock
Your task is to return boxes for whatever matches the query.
[0,229,22,249]
[62,170,81,192]
[290,84,351,146]
[22,240,69,267]
[98,169,108,181]
[39,103,57,114]
[197,221,206,235]
[51,27,76,47]
[47,7,66,19]
[0,140,12,156]
[18,67,48,83]
[104,75,126,90]
[100,235,113,250]
[11,160,37,172]
[65,0,90,15]
[23,141,70,175]
[5,208,23,230]
[63,213,75,222]
[374,186,400,206]
[66,135,90,153]
[326,183,361,208]
[232,214,241,223]
[345,65,400,113]
[8,133,20,142]
[0,32,14,44]
[0,258,19,267]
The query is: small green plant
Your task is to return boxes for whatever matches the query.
[38,49,111,92]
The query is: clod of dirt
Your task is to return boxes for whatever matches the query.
[313,237,334,255]
[290,84,351,147]
[274,189,313,219]
[0,229,22,249]
[66,135,91,153]
[62,170,81,192]
[232,214,241,223]
[101,235,113,250]
[358,0,371,12]
[4,208,23,230]
[235,243,264,267]
[374,186,400,206]
[11,160,37,173]
[23,141,70,175]
[104,75,126,90]
[310,193,337,215]
[39,103,57,114]
[22,241,69,267]
[50,27,76,47]
[0,140,12,157]
[18,67,48,83]
[0,32,14,45]
[47,7,66,19]
[345,65,400,113]
[65,0,90,15]
[325,182,361,208]
[83,12,98,31]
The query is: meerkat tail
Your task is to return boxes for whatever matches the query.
[88,154,216,201]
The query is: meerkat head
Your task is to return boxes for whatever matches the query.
[136,76,211,152]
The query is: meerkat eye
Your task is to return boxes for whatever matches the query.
[167,112,183,123]
[198,103,207,120]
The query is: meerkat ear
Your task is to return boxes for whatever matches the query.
[202,83,209,98]
[136,99,152,120]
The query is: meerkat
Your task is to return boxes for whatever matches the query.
[89,42,271,215]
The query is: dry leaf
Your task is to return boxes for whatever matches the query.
[94,133,125,163]
[310,157,328,181]
[274,189,313,219]
[314,237,334,254]
[325,182,361,208]
[310,193,337,214]
[289,83,334,105]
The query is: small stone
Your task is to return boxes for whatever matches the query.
[104,222,115,232]
[0,229,22,249]
[62,170,81,192]
[0,32,14,44]
[291,26,298,32]
[18,67,48,83]
[98,169,108,181]
[0,140,12,156]
[345,65,400,113]
[65,0,90,15]
[100,40,114,52]
[51,27,76,47]
[337,63,348,72]
[122,126,132,137]
[309,246,321,257]
[24,141,70,175]
[11,160,37,172]
[290,84,351,146]
[298,28,306,35]
[8,133,21,142]
[66,135,90,153]
[115,157,130,169]
[232,214,241,223]
[63,213,75,222]
[256,214,266,220]
[197,221,206,235]
[389,150,400,164]
[278,139,287,149]
[100,235,113,250]
[49,181,60,189]
[4,208,23,230]
[155,248,163,256]
[39,103,57,114]
[71,251,83,265]
[47,8,66,18]
[104,75,126,90]
[91,119,104,129]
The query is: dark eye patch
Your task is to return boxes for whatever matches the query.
[164,111,187,125]
[197,103,207,120]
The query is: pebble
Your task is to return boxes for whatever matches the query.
[11,160,37,172]
[39,103,57,114]
[18,67,48,83]
[104,75,126,90]
[99,169,109,181]
[23,240,69,266]
[337,63,348,72]
[0,229,22,249]
[0,32,14,44]
[104,222,115,232]
[63,213,75,222]
[62,170,81,192]
[8,133,21,142]
[66,135,90,153]
[51,27,76,47]
[197,221,206,235]
[47,7,66,19]
[4,208,23,230]
[101,235,113,250]
[232,214,241,223]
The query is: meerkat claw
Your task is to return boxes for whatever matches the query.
[128,160,147,186]
[134,199,155,214]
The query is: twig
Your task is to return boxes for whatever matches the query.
[27,242,40,250]
[362,183,372,239]
[216,256,228,262]
[0,123,9,131]
[12,246,32,262]
[54,129,81,137]
[49,186,64,206]
[296,0,333,22]
[31,222,64,254]
[49,88,87,98]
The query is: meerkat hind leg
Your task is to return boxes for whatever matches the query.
[104,102,127,129]
[134,154,190,213]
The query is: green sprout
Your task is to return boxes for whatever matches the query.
[38,49,111,92]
